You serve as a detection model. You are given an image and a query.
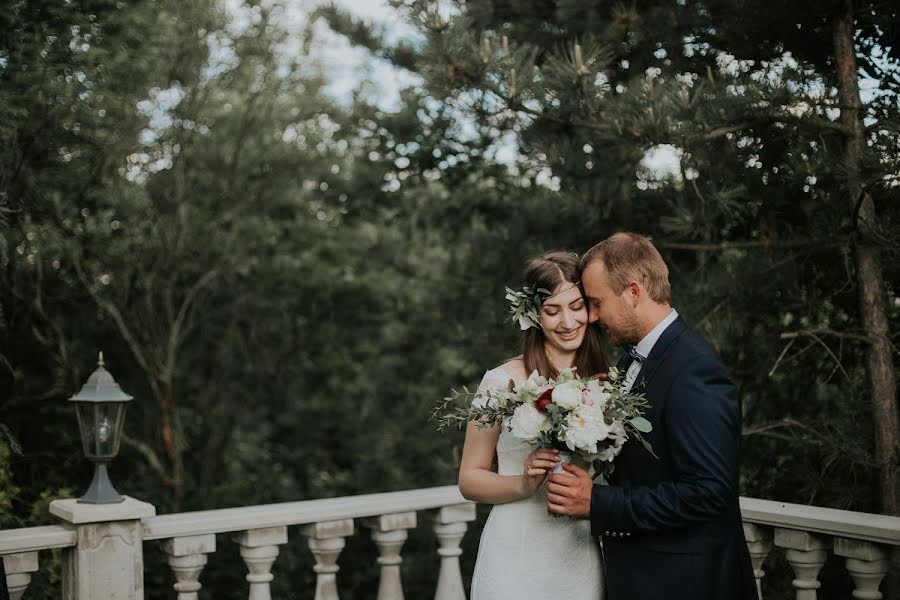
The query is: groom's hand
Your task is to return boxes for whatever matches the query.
[546,462,592,518]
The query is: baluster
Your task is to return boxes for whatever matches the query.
[302,519,354,600]
[3,552,39,600]
[432,503,476,600]
[364,512,417,600]
[233,526,288,600]
[743,523,773,599]
[774,529,830,600]
[161,534,216,600]
[834,537,890,600]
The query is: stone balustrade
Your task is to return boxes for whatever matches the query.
[740,497,900,599]
[1,488,899,600]
[0,486,475,600]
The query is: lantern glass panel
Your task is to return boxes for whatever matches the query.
[75,402,126,460]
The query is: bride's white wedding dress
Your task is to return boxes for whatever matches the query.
[469,366,604,600]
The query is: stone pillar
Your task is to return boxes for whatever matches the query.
[432,503,476,600]
[233,526,288,600]
[775,529,830,600]
[364,512,417,600]
[302,519,354,600]
[743,523,773,600]
[161,534,216,600]
[3,552,39,600]
[834,537,890,600]
[50,495,156,600]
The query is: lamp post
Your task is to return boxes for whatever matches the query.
[69,351,132,504]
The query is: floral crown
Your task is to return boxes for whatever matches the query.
[505,281,580,331]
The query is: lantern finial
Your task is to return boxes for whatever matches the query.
[70,353,131,503]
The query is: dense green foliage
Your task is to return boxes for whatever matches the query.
[1,0,898,598]
[0,1,592,597]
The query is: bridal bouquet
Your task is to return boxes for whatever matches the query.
[433,367,654,475]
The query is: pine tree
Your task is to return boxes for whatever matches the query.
[324,0,900,519]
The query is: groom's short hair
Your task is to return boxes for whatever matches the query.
[580,232,671,304]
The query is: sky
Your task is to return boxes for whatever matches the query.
[281,0,422,110]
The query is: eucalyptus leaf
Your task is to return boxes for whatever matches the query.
[629,416,652,433]
[640,436,660,459]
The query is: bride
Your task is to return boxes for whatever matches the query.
[459,251,608,600]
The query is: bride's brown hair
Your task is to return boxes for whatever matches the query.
[521,252,608,379]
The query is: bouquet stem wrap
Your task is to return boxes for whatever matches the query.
[552,450,573,474]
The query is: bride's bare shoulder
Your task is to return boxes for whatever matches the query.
[496,356,528,381]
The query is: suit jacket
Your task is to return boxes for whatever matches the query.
[591,316,758,600]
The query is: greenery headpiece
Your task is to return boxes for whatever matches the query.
[505,286,551,330]
[505,281,580,331]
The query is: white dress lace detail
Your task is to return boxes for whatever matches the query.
[469,366,604,600]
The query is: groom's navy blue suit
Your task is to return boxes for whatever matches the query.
[592,316,758,600]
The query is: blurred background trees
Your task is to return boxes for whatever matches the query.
[2,0,898,598]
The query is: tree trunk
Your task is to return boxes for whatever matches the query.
[832,0,899,517]
[157,380,185,512]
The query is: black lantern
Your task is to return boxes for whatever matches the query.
[69,352,132,504]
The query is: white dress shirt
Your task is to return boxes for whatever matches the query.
[623,308,679,392]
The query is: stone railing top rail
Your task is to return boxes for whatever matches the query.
[740,496,900,545]
[141,485,469,540]
[0,525,76,555]
[4,491,899,555]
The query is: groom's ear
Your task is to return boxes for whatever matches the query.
[623,280,642,307]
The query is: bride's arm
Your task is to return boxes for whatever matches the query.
[458,421,532,504]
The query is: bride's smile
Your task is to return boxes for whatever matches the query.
[556,327,582,340]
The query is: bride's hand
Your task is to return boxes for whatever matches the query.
[521,448,559,496]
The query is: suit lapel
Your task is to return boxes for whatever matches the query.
[631,316,687,392]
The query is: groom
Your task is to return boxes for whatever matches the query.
[546,232,758,600]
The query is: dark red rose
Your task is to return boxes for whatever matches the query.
[535,387,554,413]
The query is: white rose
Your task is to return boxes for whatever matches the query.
[552,382,583,411]
[577,401,607,427]
[584,379,611,408]
[509,403,549,441]
[562,412,610,454]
